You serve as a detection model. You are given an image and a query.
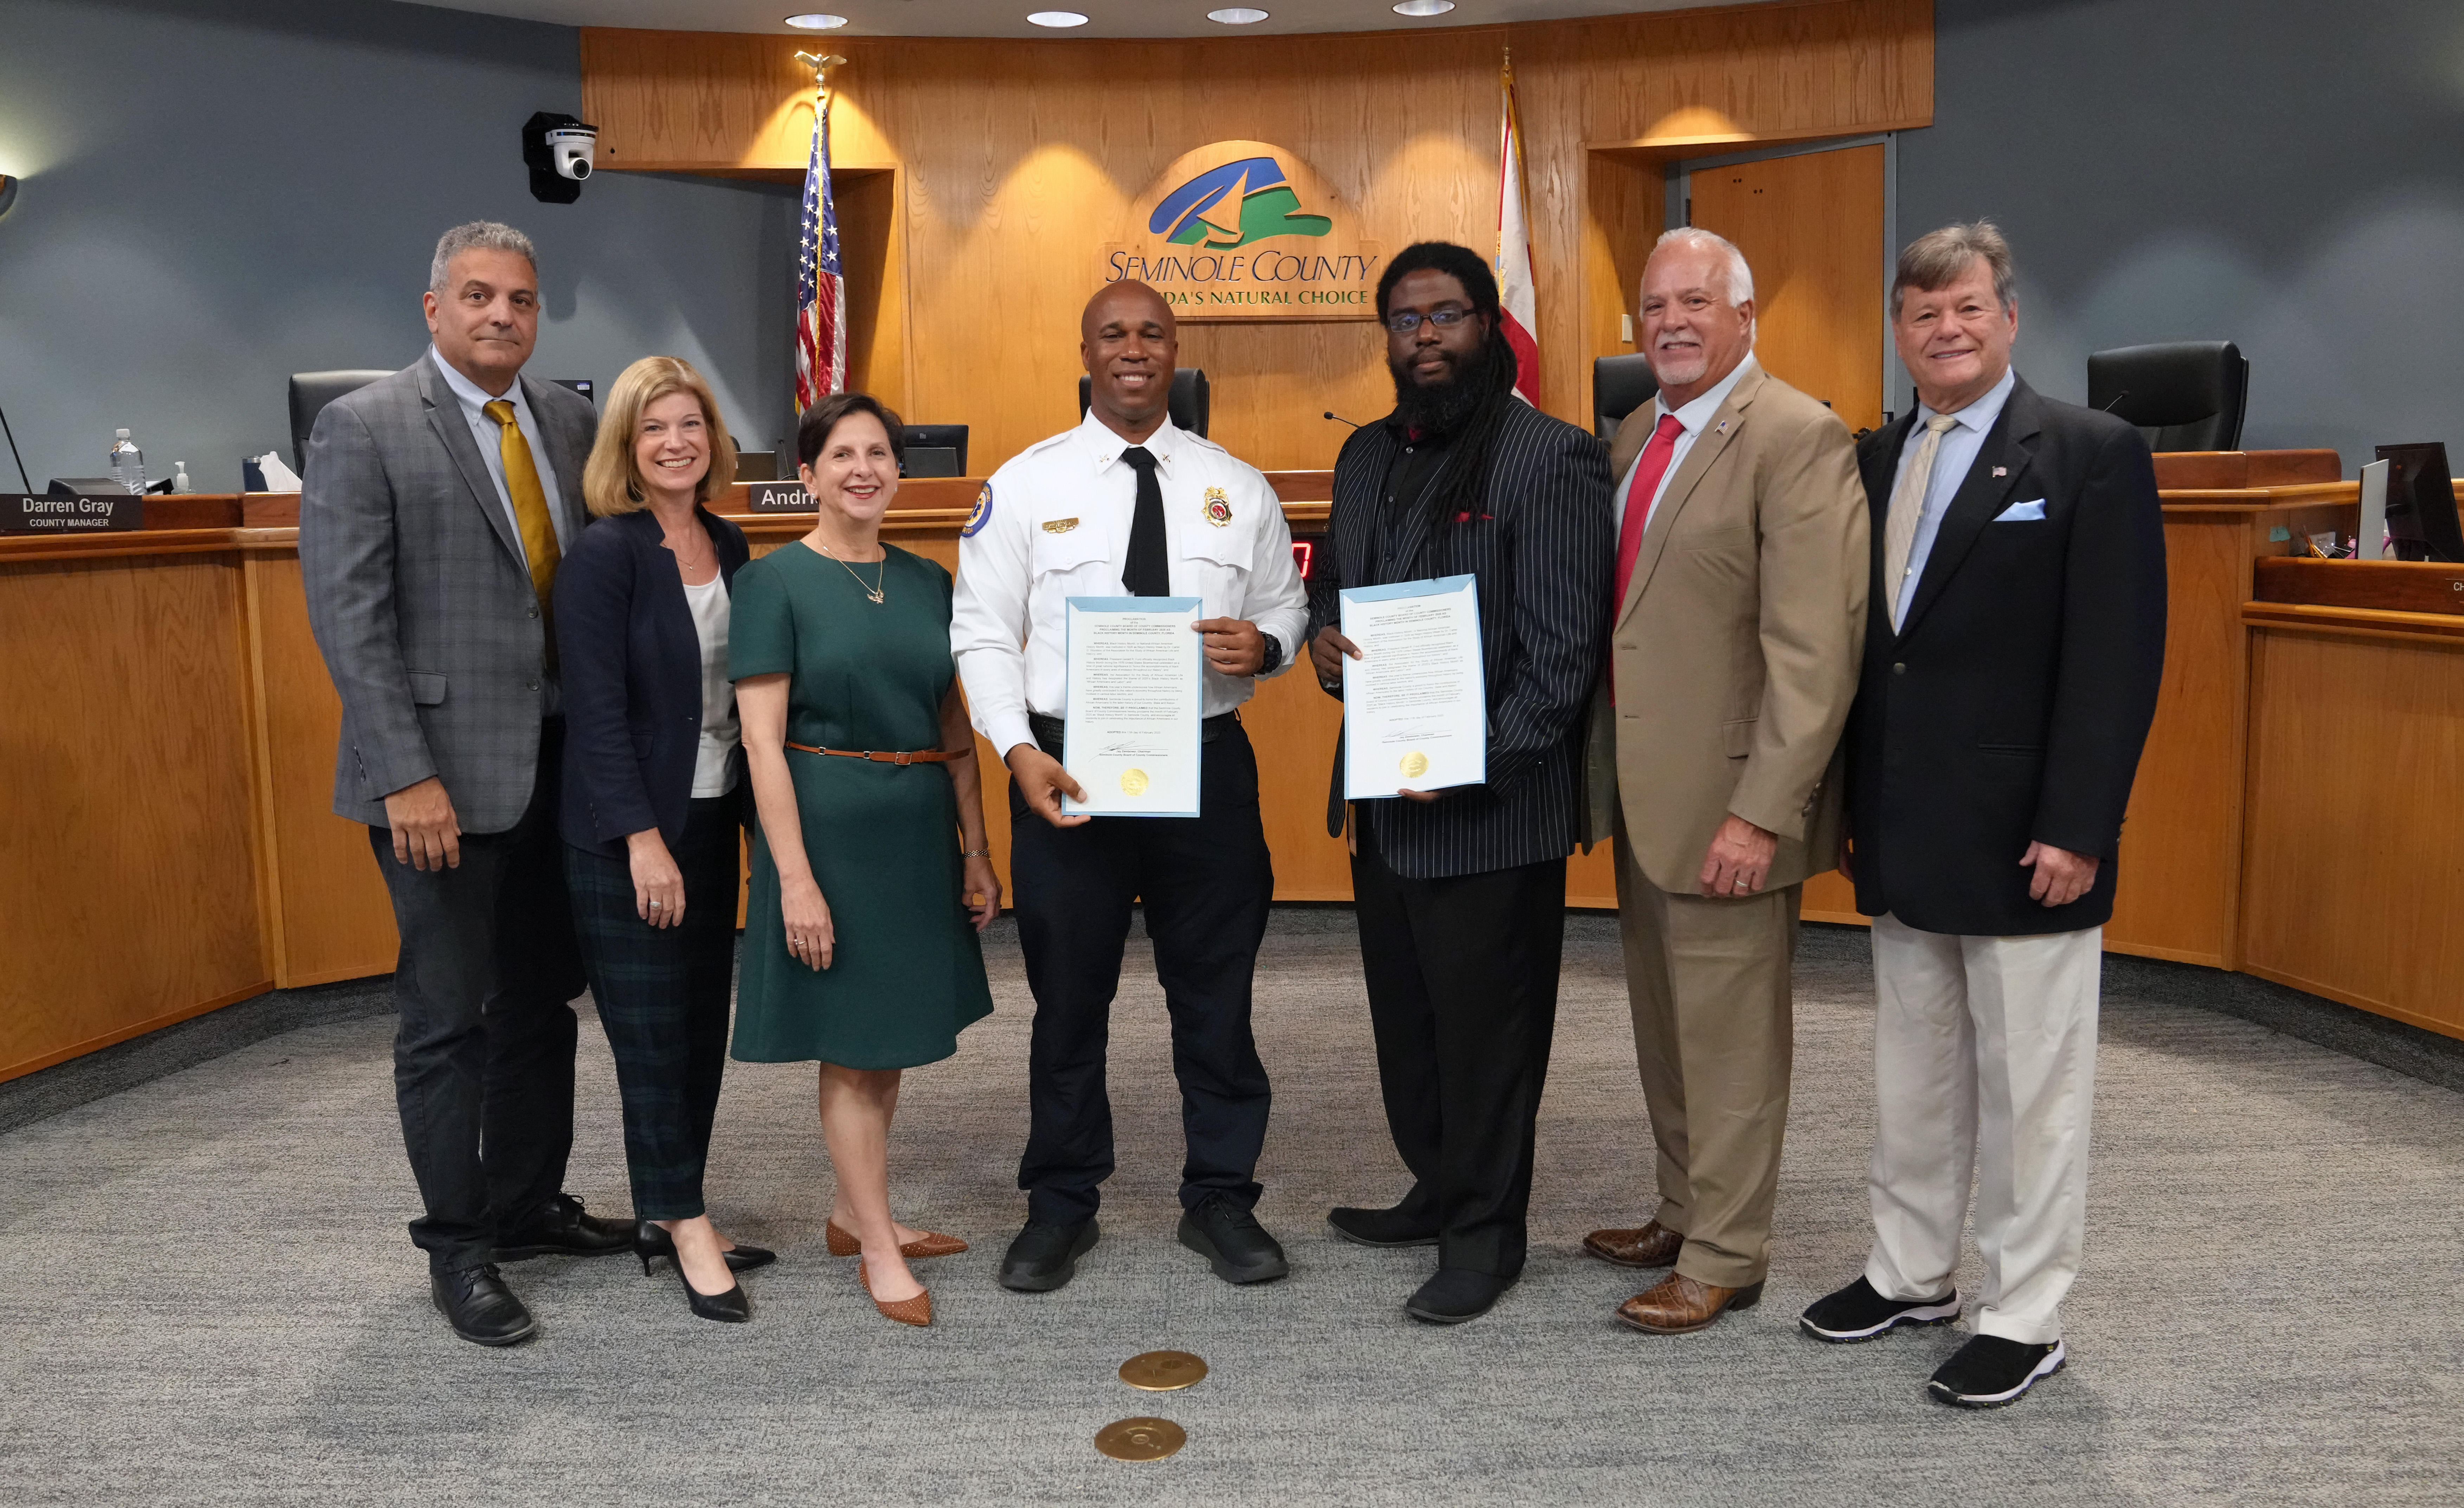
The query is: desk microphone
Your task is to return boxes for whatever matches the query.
[1323,411,1361,429]
[2099,389,2131,413]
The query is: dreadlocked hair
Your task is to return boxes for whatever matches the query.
[1377,241,1522,552]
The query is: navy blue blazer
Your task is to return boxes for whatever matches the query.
[555,505,753,858]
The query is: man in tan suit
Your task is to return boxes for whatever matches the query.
[1580,228,1868,1334]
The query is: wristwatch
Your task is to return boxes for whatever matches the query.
[1257,632,1285,676]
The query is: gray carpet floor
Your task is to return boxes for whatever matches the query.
[2,910,2458,1506]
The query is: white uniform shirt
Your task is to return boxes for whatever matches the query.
[1611,354,1758,536]
[951,410,1309,758]
[428,345,574,567]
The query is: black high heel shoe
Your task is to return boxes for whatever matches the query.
[634,1221,777,1275]
[672,1259,752,1323]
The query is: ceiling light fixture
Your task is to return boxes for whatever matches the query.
[1392,0,1456,15]
[1026,10,1089,25]
[783,12,847,27]
[1208,7,1270,20]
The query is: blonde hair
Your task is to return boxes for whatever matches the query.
[582,356,739,517]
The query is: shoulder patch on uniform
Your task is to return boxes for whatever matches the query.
[962,482,994,537]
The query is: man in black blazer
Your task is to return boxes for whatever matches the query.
[1797,223,2166,1408]
[1307,241,1613,1324]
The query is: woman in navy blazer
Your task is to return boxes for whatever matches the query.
[557,356,766,1322]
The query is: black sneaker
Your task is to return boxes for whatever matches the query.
[1927,1335,2067,1408]
[997,1218,1099,1293]
[1177,1195,1290,1284]
[1798,1275,1962,1343]
[1326,1203,1440,1248]
[1404,1267,1512,1324]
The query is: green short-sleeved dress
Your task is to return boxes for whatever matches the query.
[728,541,994,1069]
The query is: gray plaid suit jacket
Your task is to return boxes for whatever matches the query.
[299,352,597,833]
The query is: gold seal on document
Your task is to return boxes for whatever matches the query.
[1121,768,1150,796]
[1095,1417,1186,1462]
[1399,751,1430,779]
[1118,1351,1207,1392]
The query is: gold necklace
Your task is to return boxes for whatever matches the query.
[816,542,886,604]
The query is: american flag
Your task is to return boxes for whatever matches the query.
[795,103,846,412]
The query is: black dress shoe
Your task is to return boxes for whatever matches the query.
[634,1221,777,1275]
[1927,1335,2066,1408]
[670,1261,752,1323]
[1327,1203,1440,1248]
[998,1218,1099,1292]
[1405,1267,1513,1325]
[1179,1195,1291,1284]
[431,1264,538,1347]
[1798,1275,1961,1343]
[496,1194,634,1260]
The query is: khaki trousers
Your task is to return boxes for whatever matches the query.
[1615,828,1799,1289]
[1865,913,2099,1346]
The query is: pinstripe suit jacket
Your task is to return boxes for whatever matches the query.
[1305,398,1614,880]
[299,352,596,833]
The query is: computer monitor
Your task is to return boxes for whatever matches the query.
[900,425,968,477]
[2375,442,2464,563]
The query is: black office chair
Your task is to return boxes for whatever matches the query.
[1077,368,1209,438]
[289,370,392,472]
[2086,341,2248,452]
[1593,353,1659,443]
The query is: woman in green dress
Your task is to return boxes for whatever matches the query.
[730,392,999,1328]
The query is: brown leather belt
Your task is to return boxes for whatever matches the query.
[784,741,960,765]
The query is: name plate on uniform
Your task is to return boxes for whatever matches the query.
[745,482,814,513]
[3,493,144,534]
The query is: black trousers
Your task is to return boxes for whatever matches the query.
[367,719,588,1273]
[1349,822,1566,1279]
[564,796,741,1221]
[1008,720,1274,1226]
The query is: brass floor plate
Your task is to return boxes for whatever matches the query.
[1095,1416,1186,1462]
[1118,1350,1208,1391]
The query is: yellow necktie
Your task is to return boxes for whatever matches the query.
[482,398,560,615]
[1882,413,1960,632]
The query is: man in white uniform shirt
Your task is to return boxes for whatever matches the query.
[952,280,1308,1293]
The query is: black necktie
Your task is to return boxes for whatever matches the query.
[1119,445,1170,597]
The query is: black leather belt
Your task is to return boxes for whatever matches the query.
[1028,709,1239,755]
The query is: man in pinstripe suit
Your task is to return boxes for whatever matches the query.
[301,223,628,1348]
[1307,242,1613,1324]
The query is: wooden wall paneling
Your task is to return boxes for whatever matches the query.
[2239,619,2464,1040]
[835,168,909,411]
[1579,150,1665,407]
[0,552,271,1081]
[244,547,400,986]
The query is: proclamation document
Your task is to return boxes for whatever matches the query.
[1062,596,1204,817]
[1341,574,1487,800]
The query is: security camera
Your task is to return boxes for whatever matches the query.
[522,112,599,204]
[546,126,596,181]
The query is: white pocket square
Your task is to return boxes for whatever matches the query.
[1994,498,2047,522]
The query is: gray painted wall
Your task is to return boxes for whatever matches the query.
[1901,0,2464,471]
[0,0,797,494]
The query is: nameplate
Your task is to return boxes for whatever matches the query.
[2,493,144,534]
[746,482,814,513]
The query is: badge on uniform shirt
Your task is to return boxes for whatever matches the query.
[962,482,994,537]
[1203,486,1233,527]
[1042,517,1079,534]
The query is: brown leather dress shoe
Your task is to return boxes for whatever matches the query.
[1615,1271,1765,1335]
[1582,1220,1683,1269]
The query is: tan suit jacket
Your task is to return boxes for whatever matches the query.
[1583,358,1869,895]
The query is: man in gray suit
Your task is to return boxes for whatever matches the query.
[301,221,628,1347]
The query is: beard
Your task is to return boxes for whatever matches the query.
[1390,335,1507,437]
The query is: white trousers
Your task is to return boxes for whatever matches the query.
[1864,913,2100,1345]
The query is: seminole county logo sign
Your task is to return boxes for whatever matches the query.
[1104,141,1382,322]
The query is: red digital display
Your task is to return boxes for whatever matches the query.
[1291,540,1314,580]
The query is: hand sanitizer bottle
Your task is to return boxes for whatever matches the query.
[172,461,192,493]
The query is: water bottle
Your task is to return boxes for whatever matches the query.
[109,428,146,494]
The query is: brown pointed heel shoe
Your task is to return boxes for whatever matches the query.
[827,1220,969,1259]
[1615,1271,1764,1335]
[1582,1220,1683,1269]
[858,1261,933,1327]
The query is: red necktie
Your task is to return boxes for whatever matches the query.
[1614,412,1685,609]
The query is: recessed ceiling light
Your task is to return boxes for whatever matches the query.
[1208,6,1270,20]
[783,12,846,27]
[1392,0,1456,14]
[1027,9,1089,25]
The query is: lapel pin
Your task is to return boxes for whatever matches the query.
[1992,466,2008,477]
[1716,420,1730,434]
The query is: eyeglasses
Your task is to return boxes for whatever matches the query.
[1382,306,1476,335]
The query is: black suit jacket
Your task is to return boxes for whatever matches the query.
[1844,376,2166,935]
[1305,400,1614,881]
[555,506,753,858]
